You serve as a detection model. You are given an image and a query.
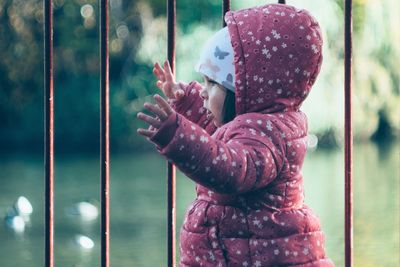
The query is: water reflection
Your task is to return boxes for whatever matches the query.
[4,196,33,234]
[66,201,99,222]
[74,235,95,250]
[5,214,26,234]
[0,142,398,266]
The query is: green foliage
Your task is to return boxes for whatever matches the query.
[352,0,400,139]
[0,0,398,152]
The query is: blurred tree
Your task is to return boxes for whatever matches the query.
[0,0,44,150]
[0,0,398,153]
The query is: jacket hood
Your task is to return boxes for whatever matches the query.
[225,3,323,115]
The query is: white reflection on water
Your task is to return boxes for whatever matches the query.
[74,235,94,250]
[66,201,99,222]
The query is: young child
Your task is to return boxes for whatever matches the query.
[137,3,334,266]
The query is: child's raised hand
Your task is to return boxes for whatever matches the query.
[153,61,185,100]
[137,94,174,138]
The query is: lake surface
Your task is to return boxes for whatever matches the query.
[0,142,398,266]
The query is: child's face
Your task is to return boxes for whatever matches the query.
[200,76,227,127]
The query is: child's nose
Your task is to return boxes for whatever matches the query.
[199,89,208,100]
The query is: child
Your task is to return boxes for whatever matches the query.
[137,3,334,267]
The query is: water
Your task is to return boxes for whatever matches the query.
[0,142,398,266]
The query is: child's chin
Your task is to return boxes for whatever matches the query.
[213,120,223,127]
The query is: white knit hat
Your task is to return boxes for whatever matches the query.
[195,27,235,92]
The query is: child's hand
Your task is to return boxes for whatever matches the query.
[153,60,185,100]
[137,94,174,138]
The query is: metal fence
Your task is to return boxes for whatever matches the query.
[43,0,353,266]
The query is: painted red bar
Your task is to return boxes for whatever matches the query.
[167,0,176,266]
[100,0,110,266]
[344,0,353,266]
[44,0,54,266]
[222,0,230,27]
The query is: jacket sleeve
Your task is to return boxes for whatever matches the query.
[169,81,217,135]
[152,113,285,194]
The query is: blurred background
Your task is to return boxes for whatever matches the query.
[0,0,398,266]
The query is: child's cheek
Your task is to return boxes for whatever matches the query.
[202,100,208,109]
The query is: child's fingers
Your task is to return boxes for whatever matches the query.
[137,112,162,128]
[143,102,168,121]
[137,128,156,138]
[153,94,173,116]
[164,60,174,82]
[153,63,165,82]
[152,68,163,81]
[155,61,178,100]
[174,89,185,100]
[154,62,163,73]
[156,81,176,99]
[156,81,164,90]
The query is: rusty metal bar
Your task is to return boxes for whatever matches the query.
[344,0,353,266]
[100,0,110,266]
[278,0,286,4]
[222,0,230,27]
[167,0,176,266]
[44,0,54,266]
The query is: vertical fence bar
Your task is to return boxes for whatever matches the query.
[167,1,176,266]
[222,0,230,27]
[100,0,110,266]
[278,0,286,4]
[344,0,353,266]
[44,0,54,266]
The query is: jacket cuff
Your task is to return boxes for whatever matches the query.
[150,112,179,149]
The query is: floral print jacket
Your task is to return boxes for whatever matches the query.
[150,3,334,267]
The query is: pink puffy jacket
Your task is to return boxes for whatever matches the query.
[150,4,334,267]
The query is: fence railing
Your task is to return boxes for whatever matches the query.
[344,0,353,266]
[99,0,110,266]
[43,0,353,266]
[166,1,176,265]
